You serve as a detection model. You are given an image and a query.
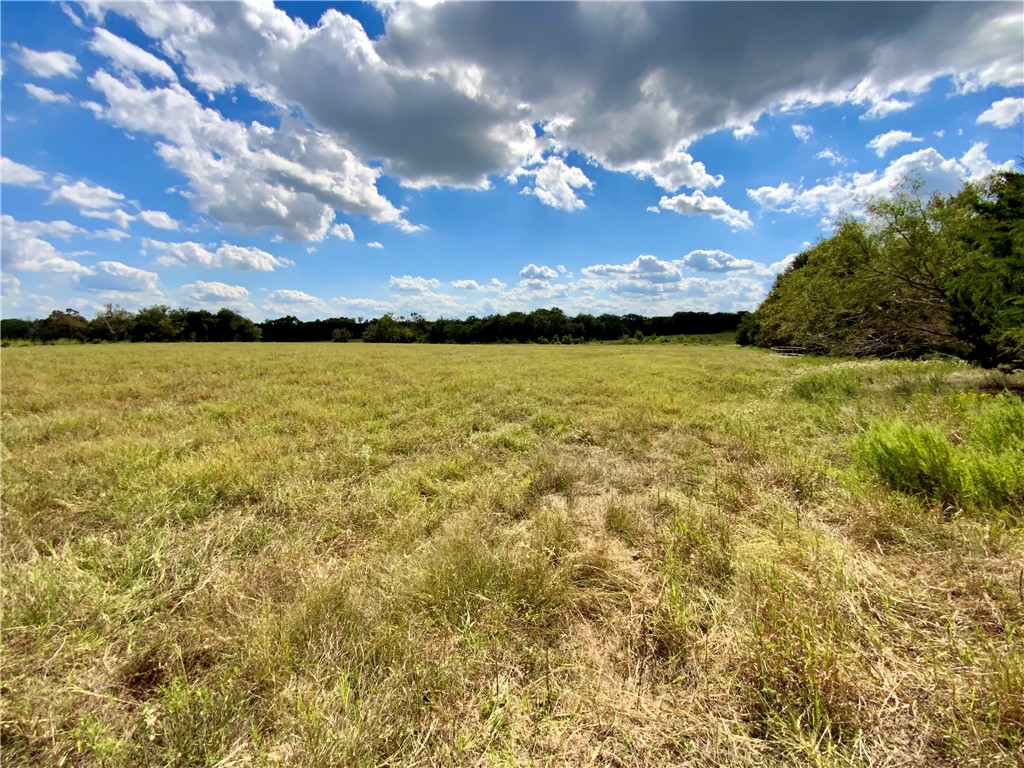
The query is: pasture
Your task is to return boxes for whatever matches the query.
[2,343,1022,766]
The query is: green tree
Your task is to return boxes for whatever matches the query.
[38,309,88,342]
[944,171,1024,367]
[363,314,416,343]
[751,172,1023,365]
[88,304,135,342]
[131,305,185,342]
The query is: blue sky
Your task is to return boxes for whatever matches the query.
[2,1,1022,321]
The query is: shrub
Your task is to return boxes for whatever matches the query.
[854,394,1024,515]
[853,421,955,501]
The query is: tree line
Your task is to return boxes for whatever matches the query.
[738,170,1023,369]
[2,305,745,345]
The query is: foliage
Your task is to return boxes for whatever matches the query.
[2,305,744,345]
[38,308,89,342]
[362,313,419,343]
[358,308,744,344]
[750,171,1024,367]
[854,393,1024,516]
[1,305,262,344]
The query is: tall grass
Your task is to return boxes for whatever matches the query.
[854,393,1024,516]
[2,344,1022,766]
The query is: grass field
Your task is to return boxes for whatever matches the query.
[2,343,1022,767]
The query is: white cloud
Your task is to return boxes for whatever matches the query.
[60,2,86,29]
[860,98,914,120]
[678,249,760,272]
[645,205,661,214]
[143,238,292,271]
[367,241,384,249]
[82,208,135,229]
[582,254,681,283]
[867,130,922,157]
[976,97,1024,129]
[2,157,47,187]
[792,124,814,142]
[92,0,1022,202]
[0,214,94,276]
[6,217,82,241]
[450,278,505,291]
[769,253,800,274]
[329,296,396,318]
[86,71,422,240]
[748,143,1013,221]
[520,156,593,211]
[266,289,323,304]
[137,210,180,230]
[733,124,757,141]
[330,223,355,241]
[612,148,723,192]
[89,28,176,81]
[78,261,160,294]
[959,141,1012,179]
[519,264,559,280]
[2,273,22,300]
[657,191,752,230]
[24,84,72,104]
[389,275,442,292]
[815,148,848,166]
[89,228,131,242]
[263,289,331,318]
[47,180,125,210]
[180,280,251,304]
[17,46,80,78]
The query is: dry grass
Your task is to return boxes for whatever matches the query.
[2,343,1022,766]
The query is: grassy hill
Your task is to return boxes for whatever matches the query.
[2,343,1021,766]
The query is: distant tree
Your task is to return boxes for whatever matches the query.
[943,171,1024,367]
[260,315,303,342]
[735,312,760,346]
[331,328,352,343]
[363,314,417,343]
[38,309,88,342]
[131,305,184,342]
[1,318,37,340]
[213,308,261,341]
[88,304,135,342]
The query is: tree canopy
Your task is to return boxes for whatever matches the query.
[740,171,1024,369]
[2,305,745,346]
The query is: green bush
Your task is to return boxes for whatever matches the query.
[854,394,1024,516]
[853,421,954,500]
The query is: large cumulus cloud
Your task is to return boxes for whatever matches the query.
[86,0,1022,201]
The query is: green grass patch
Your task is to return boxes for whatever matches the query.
[854,392,1024,516]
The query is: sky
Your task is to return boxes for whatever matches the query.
[1,1,1022,321]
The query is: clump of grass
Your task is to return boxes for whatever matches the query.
[603,497,647,547]
[744,567,862,752]
[792,369,864,402]
[666,505,735,594]
[854,393,1024,516]
[853,420,955,499]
